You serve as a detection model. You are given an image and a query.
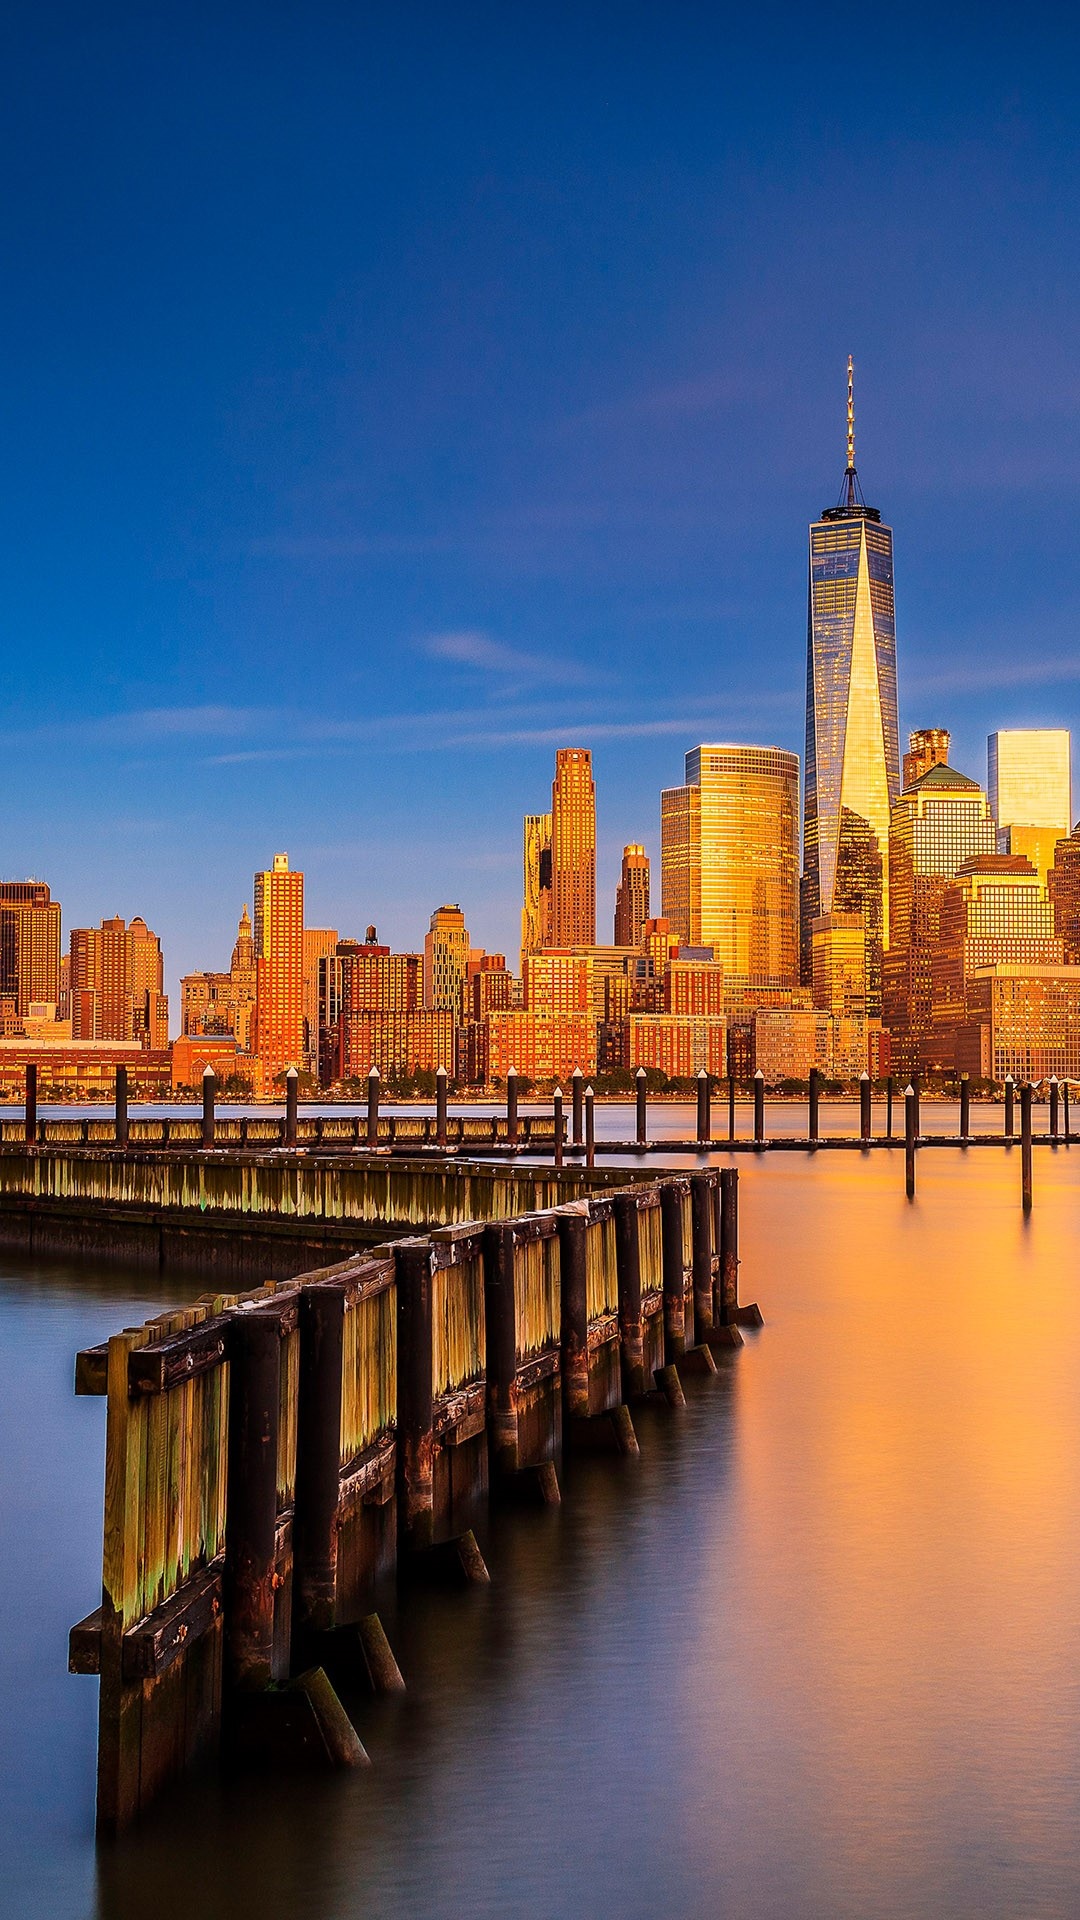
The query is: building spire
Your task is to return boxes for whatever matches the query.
[839,354,864,509]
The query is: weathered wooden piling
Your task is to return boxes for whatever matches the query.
[719,1166,738,1325]
[1021,1082,1033,1211]
[585,1084,595,1168]
[809,1066,820,1144]
[483,1222,519,1481]
[202,1065,216,1149]
[727,1072,736,1143]
[912,1076,921,1138]
[115,1065,129,1149]
[553,1087,564,1168]
[571,1066,584,1147]
[690,1171,714,1342]
[613,1191,647,1400]
[754,1069,765,1145]
[435,1066,448,1149]
[636,1067,648,1146]
[224,1309,283,1694]
[886,1075,894,1140]
[905,1083,916,1198]
[293,1281,347,1636]
[1050,1075,1059,1141]
[696,1069,710,1144]
[506,1068,519,1148]
[1005,1074,1015,1140]
[959,1073,970,1141]
[860,1072,871,1142]
[395,1242,434,1553]
[659,1180,687,1361]
[285,1066,299,1150]
[1065,1079,1071,1144]
[366,1068,380,1149]
[24,1062,37,1144]
[557,1206,589,1419]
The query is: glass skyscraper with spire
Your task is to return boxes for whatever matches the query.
[801,361,900,1015]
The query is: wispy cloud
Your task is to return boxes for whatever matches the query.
[422,629,589,684]
[905,655,1080,695]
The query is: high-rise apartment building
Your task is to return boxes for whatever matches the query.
[883,763,997,1073]
[253,853,304,1090]
[613,845,650,947]
[520,813,552,973]
[661,744,799,1002]
[70,915,168,1048]
[549,749,596,947]
[303,927,338,1073]
[802,361,901,1002]
[0,881,61,1017]
[424,905,470,1017]
[903,729,951,790]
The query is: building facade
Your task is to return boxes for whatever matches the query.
[613,844,650,947]
[802,364,901,1004]
[69,915,168,1048]
[424,905,470,1018]
[927,855,1061,1069]
[520,812,552,973]
[661,744,799,1002]
[0,881,61,1018]
[253,853,304,1091]
[883,764,997,1074]
[549,749,596,947]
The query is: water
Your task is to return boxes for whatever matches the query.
[3,1137,1080,1918]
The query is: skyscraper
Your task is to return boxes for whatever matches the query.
[0,881,61,1016]
[253,852,304,1090]
[302,927,338,1073]
[883,762,997,1072]
[520,812,552,973]
[904,728,951,790]
[988,729,1072,885]
[661,744,800,1001]
[424,904,470,1017]
[802,360,901,1004]
[70,915,168,1047]
[613,845,650,947]
[550,749,596,947]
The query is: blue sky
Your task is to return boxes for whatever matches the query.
[5,3,1080,1004]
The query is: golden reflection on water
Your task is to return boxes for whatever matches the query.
[5,1148,1080,1918]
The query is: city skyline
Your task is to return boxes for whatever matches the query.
[8,9,1080,1003]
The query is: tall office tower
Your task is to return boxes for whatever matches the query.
[520,813,552,973]
[424,905,470,1016]
[253,852,304,1089]
[550,749,596,947]
[988,729,1072,886]
[0,881,61,1015]
[882,762,997,1073]
[811,912,867,1016]
[70,915,168,1046]
[904,728,951,790]
[1050,825,1080,962]
[661,744,800,1003]
[931,855,1060,1051]
[613,845,650,947]
[802,360,901,1006]
[302,927,338,1072]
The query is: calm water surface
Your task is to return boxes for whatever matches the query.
[3,1140,1079,1918]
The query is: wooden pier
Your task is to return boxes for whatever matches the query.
[68,1161,760,1838]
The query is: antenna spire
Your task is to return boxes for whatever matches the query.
[839,353,864,510]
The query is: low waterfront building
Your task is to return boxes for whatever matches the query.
[620,1013,726,1079]
[953,964,1080,1082]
